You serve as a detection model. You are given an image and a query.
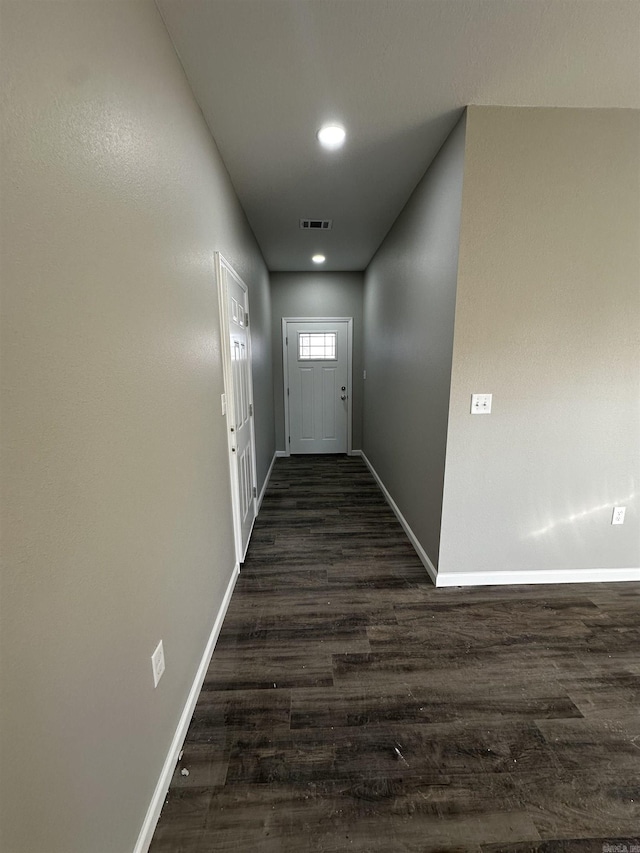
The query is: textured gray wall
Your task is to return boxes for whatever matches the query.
[0,3,272,851]
[362,115,467,567]
[439,106,640,576]
[270,272,365,451]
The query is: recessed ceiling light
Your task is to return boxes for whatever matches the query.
[312,254,326,264]
[317,124,346,150]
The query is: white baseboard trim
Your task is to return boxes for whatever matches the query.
[257,451,277,512]
[133,562,240,853]
[436,567,640,587]
[359,453,639,589]
[275,450,288,458]
[360,451,438,585]
[349,449,363,457]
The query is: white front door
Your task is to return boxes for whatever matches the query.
[216,254,257,562]
[284,319,351,454]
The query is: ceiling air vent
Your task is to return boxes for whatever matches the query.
[300,219,333,230]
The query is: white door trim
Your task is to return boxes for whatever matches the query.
[282,317,353,456]
[216,252,257,562]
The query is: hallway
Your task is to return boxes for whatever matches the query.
[150,456,640,852]
[2,5,639,850]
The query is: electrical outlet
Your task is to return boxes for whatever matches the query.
[471,393,492,414]
[612,506,626,525]
[151,640,165,687]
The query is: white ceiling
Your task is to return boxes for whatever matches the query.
[156,0,640,272]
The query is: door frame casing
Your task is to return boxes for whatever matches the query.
[282,317,353,457]
[216,252,257,563]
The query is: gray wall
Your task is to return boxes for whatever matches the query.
[0,3,273,852]
[439,106,640,576]
[271,272,365,451]
[362,115,467,567]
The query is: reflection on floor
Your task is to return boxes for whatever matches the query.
[150,454,640,853]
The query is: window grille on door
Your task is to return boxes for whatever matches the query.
[298,332,337,360]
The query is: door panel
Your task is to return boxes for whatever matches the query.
[218,256,257,562]
[299,368,315,439]
[322,368,337,439]
[286,320,349,454]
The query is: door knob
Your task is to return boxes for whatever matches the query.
[341,394,346,401]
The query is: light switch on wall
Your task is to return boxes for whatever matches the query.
[471,393,492,414]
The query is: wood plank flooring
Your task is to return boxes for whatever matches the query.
[150,454,640,852]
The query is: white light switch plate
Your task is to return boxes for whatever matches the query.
[471,393,492,414]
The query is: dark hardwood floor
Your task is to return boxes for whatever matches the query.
[150,454,640,852]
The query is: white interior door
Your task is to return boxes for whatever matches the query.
[217,254,256,562]
[284,319,351,454]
